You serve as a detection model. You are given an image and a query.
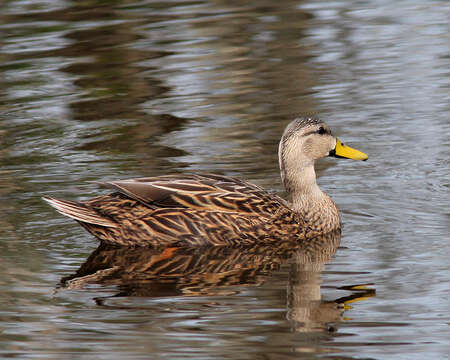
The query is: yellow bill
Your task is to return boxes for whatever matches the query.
[330,138,368,161]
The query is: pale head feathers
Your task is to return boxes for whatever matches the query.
[278,117,336,195]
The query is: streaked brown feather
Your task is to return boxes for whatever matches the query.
[42,196,118,228]
[43,117,367,247]
[43,174,304,247]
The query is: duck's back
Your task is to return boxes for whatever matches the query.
[44,173,306,247]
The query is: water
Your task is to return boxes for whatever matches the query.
[1,0,449,359]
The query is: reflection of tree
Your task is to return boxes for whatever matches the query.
[0,0,325,178]
[57,1,183,167]
[1,1,192,175]
[59,231,373,333]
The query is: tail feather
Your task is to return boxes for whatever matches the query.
[42,196,118,228]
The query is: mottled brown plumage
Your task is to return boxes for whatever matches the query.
[43,117,368,247]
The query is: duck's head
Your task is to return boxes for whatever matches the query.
[278,117,368,191]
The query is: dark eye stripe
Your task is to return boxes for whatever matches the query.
[302,130,317,137]
[302,127,329,137]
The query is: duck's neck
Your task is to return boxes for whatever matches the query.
[282,164,341,232]
[285,165,323,208]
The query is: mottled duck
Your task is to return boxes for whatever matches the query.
[43,117,368,247]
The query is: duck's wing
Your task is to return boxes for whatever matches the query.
[94,173,287,216]
[44,174,296,247]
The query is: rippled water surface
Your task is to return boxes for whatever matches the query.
[1,0,449,359]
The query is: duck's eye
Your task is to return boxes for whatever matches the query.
[317,127,326,135]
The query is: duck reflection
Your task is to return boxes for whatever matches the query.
[60,231,373,332]
[288,250,342,333]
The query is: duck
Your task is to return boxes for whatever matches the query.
[43,116,368,247]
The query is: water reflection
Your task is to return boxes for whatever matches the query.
[59,231,373,333]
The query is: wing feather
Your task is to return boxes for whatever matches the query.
[93,173,286,216]
[44,173,296,247]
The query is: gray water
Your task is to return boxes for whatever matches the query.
[0,0,449,359]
